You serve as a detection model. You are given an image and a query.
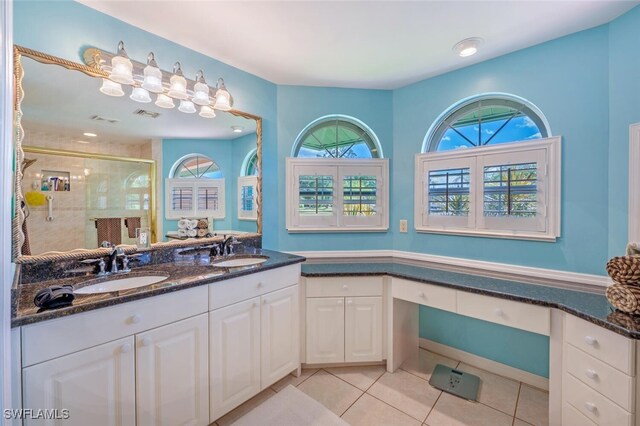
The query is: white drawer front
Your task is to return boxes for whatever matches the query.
[564,374,632,426]
[306,276,383,298]
[565,315,635,375]
[391,278,456,312]
[22,286,208,367]
[209,264,301,310]
[456,292,549,336]
[565,343,634,411]
[563,402,597,426]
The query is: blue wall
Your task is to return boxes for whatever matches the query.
[608,6,640,258]
[275,85,394,251]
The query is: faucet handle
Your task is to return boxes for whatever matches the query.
[81,257,108,275]
[100,241,114,248]
[228,237,241,255]
[121,256,131,273]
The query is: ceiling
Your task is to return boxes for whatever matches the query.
[20,55,257,145]
[78,0,638,90]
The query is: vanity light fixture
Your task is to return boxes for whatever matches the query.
[93,41,235,116]
[130,87,152,103]
[168,62,189,100]
[141,52,163,93]
[76,140,90,144]
[231,125,244,133]
[99,78,125,97]
[155,93,175,109]
[178,99,197,114]
[83,132,97,137]
[192,70,211,106]
[108,41,135,84]
[199,105,216,118]
[213,78,233,111]
[453,37,482,58]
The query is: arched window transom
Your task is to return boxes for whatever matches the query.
[172,154,223,179]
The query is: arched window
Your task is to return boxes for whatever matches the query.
[165,153,225,220]
[171,154,223,179]
[124,172,150,210]
[423,93,551,152]
[286,115,388,232]
[416,93,560,241]
[292,115,383,159]
[241,148,258,177]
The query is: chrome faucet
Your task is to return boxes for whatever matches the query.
[209,235,241,258]
[108,246,125,273]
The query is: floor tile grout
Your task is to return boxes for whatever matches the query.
[512,382,523,425]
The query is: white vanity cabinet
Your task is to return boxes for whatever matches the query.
[209,264,301,422]
[136,313,209,426]
[305,277,384,364]
[23,337,136,426]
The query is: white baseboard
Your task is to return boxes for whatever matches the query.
[291,249,610,290]
[419,338,549,391]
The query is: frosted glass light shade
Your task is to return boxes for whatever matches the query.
[99,78,124,97]
[178,99,196,114]
[213,78,232,111]
[155,93,175,109]
[192,81,210,106]
[142,65,163,93]
[109,55,134,85]
[199,105,216,118]
[168,74,188,99]
[130,87,152,103]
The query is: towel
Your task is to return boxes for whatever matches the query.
[197,219,209,230]
[186,219,198,230]
[178,219,189,229]
[197,229,208,237]
[178,229,188,237]
[124,217,141,238]
[187,229,198,238]
[95,218,122,246]
[627,242,640,256]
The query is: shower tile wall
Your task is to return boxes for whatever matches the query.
[21,128,152,254]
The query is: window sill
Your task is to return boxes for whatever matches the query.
[287,227,389,233]
[415,226,558,242]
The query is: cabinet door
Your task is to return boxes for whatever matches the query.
[261,285,300,388]
[306,297,345,364]
[136,314,209,426]
[210,297,261,422]
[23,337,135,426]
[345,296,382,362]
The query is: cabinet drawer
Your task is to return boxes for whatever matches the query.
[565,315,635,375]
[456,292,549,336]
[209,264,301,310]
[22,286,208,367]
[391,278,456,312]
[563,403,597,426]
[564,374,632,426]
[306,276,383,298]
[565,343,634,411]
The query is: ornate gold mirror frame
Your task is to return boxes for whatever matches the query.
[12,45,262,262]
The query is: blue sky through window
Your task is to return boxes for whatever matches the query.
[438,116,543,151]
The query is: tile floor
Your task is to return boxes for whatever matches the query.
[213,348,549,426]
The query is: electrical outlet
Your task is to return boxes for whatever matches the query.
[400,219,408,233]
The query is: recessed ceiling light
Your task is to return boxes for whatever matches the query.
[83,132,97,137]
[453,37,483,58]
[76,140,90,144]
[231,125,244,133]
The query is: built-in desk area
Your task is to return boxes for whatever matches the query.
[301,262,640,426]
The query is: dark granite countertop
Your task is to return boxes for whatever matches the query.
[12,249,305,327]
[301,262,640,339]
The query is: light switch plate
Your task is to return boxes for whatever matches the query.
[400,220,408,233]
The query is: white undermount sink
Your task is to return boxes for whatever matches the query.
[212,258,267,268]
[74,275,169,294]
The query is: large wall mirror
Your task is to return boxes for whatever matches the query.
[12,45,262,261]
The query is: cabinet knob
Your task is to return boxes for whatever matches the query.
[129,314,141,324]
[347,299,353,305]
[585,369,598,380]
[337,299,343,305]
[141,337,152,347]
[584,402,597,413]
[584,336,598,346]
[419,292,426,298]
[494,308,504,317]
[342,284,348,290]
[257,282,264,289]
[263,299,268,305]
[120,343,132,354]
[252,302,258,308]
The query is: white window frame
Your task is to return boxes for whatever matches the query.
[165,178,225,220]
[286,158,389,232]
[415,137,561,241]
[238,175,258,221]
[630,123,640,242]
